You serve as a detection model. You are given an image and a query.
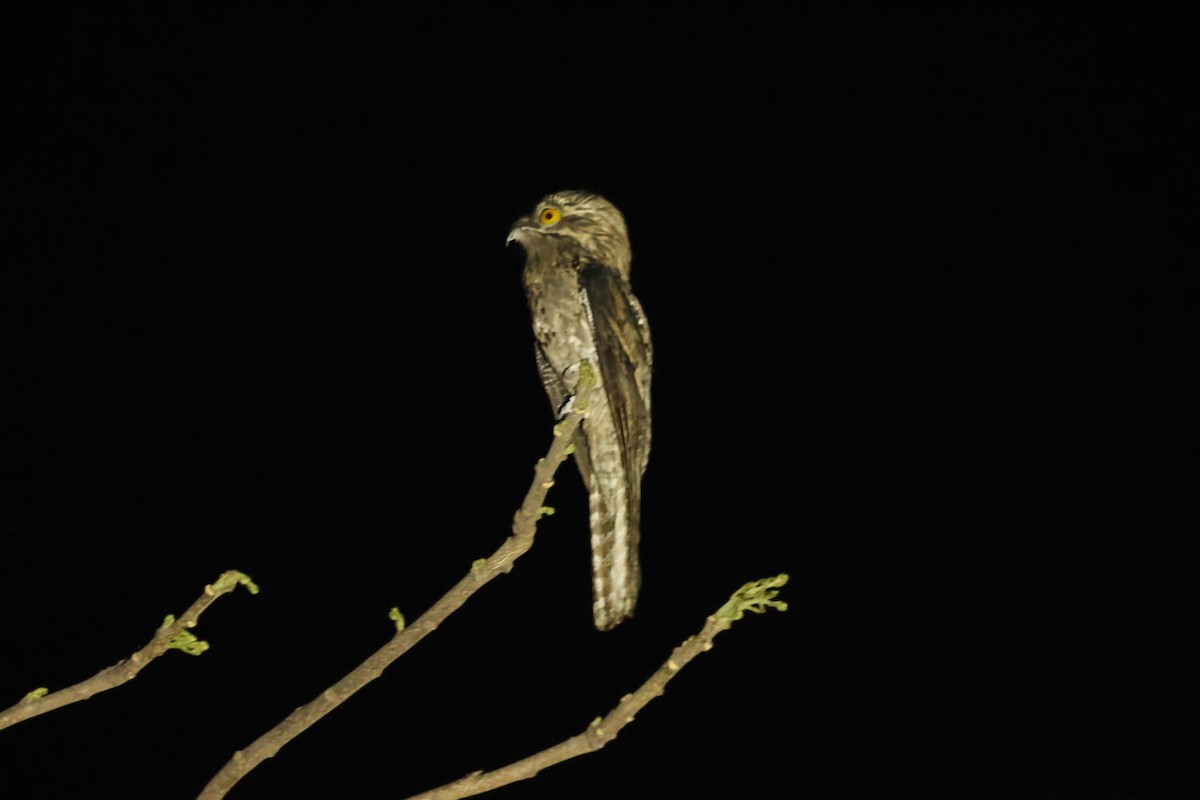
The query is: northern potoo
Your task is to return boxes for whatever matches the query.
[508,191,652,631]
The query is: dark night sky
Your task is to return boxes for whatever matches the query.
[2,9,1194,799]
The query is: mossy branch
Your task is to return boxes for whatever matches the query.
[402,574,790,800]
[0,570,258,731]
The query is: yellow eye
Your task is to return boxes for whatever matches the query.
[538,207,561,225]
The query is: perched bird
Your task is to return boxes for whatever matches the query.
[508,191,652,630]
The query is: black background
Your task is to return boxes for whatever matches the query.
[2,9,1194,799]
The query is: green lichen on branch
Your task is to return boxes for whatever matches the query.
[213,571,260,595]
[574,360,596,413]
[576,358,596,388]
[716,574,790,623]
[166,623,210,656]
[389,607,406,631]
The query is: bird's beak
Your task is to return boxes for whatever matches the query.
[507,217,534,246]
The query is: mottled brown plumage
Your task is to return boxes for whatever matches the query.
[508,191,652,630]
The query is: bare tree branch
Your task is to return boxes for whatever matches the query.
[197,406,587,800]
[403,575,790,800]
[0,570,259,730]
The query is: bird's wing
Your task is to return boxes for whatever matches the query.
[578,262,652,630]
[578,263,652,478]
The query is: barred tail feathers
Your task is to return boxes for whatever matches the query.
[572,430,642,631]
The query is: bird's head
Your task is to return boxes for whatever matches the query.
[508,190,632,279]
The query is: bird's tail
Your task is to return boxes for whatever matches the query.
[573,432,642,631]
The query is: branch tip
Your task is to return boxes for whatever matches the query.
[715,574,790,623]
[1,570,256,732]
[213,570,260,595]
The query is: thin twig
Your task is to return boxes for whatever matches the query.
[197,407,587,800]
[403,574,790,800]
[0,570,259,730]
